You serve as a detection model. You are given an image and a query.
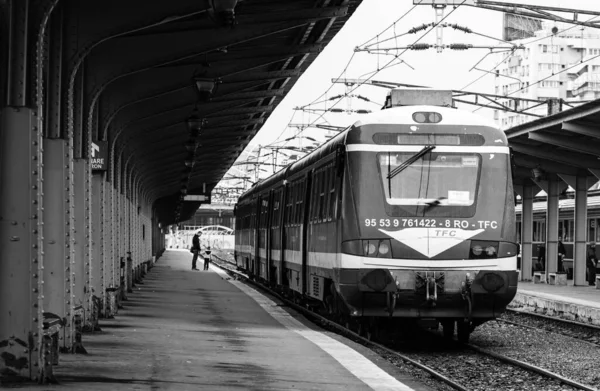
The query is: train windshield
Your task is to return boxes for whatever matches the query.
[378,152,480,206]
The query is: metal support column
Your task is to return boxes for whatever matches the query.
[42,139,71,349]
[91,174,104,325]
[573,175,588,286]
[521,184,534,281]
[72,160,89,346]
[545,177,560,276]
[0,108,44,382]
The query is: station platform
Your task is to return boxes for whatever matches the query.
[512,280,600,325]
[21,250,432,391]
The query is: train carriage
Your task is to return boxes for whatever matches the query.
[235,89,519,342]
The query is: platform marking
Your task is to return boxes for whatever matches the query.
[213,267,415,391]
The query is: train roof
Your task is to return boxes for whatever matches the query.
[515,195,600,214]
[237,105,503,204]
[237,128,349,202]
[353,105,500,130]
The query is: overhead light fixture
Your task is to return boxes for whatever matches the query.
[185,140,198,151]
[194,78,216,102]
[531,167,546,181]
[186,110,205,132]
[209,0,239,26]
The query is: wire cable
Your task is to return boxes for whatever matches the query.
[459,14,600,92]
[293,0,469,140]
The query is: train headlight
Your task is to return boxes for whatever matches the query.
[412,111,443,123]
[379,242,390,255]
[363,241,377,256]
[470,240,500,259]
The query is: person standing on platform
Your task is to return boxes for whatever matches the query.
[558,237,566,273]
[535,244,546,272]
[191,232,201,271]
[204,247,212,271]
[587,243,598,286]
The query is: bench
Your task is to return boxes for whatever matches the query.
[533,272,546,284]
[548,272,567,286]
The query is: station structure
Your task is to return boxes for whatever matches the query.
[2,0,600,386]
[0,0,360,383]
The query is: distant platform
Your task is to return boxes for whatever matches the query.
[512,281,600,325]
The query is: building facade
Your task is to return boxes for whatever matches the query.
[495,21,600,129]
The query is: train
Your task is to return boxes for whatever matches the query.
[515,191,600,275]
[234,89,519,342]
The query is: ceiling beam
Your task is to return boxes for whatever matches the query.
[220,70,302,84]
[511,141,600,169]
[561,121,600,139]
[204,105,275,118]
[512,154,581,176]
[528,131,600,156]
[210,88,285,102]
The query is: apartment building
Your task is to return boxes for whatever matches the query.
[494,21,600,129]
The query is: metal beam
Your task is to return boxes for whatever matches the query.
[211,89,285,102]
[204,105,275,118]
[511,141,600,169]
[528,131,600,156]
[220,70,302,84]
[468,1,600,30]
[561,121,600,139]
[512,153,582,176]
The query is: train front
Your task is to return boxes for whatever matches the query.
[338,98,518,326]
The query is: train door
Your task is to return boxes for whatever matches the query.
[301,172,313,295]
[280,182,289,287]
[265,190,274,282]
[252,197,260,276]
[268,189,282,285]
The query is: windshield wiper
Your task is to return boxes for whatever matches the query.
[387,145,435,180]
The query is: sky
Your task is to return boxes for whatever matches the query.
[221,0,600,187]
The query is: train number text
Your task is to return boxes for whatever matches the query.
[364,218,498,229]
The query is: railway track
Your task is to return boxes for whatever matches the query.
[503,308,600,343]
[208,251,597,391]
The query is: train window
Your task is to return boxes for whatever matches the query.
[533,220,546,242]
[295,181,304,225]
[310,174,318,223]
[329,165,337,220]
[559,219,574,242]
[319,169,327,222]
[287,184,295,226]
[377,152,480,206]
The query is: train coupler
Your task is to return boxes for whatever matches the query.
[461,273,474,322]
[416,272,444,307]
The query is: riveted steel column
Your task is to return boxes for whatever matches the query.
[573,175,588,286]
[545,178,560,276]
[42,139,70,349]
[521,184,534,281]
[85,157,93,329]
[0,0,47,380]
[73,161,87,311]
[0,108,44,382]
[91,173,104,320]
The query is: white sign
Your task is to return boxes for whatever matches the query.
[184,195,209,202]
[91,141,108,171]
